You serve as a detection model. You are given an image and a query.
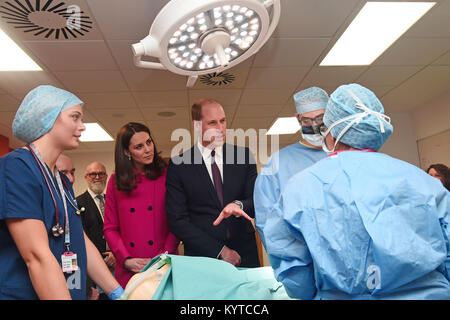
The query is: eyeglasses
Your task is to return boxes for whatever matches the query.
[299,114,324,126]
[87,172,107,178]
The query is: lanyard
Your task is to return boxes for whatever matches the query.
[27,144,72,252]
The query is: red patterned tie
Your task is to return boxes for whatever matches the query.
[210,149,223,207]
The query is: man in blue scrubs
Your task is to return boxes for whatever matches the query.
[257,83,450,299]
[254,87,328,247]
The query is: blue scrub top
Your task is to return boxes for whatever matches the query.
[0,148,87,300]
[254,142,326,247]
[258,150,450,300]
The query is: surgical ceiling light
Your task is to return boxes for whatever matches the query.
[132,0,280,87]
[320,2,436,66]
[267,117,300,135]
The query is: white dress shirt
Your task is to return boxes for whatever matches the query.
[197,142,223,183]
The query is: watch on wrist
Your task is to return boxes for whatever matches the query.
[233,200,243,210]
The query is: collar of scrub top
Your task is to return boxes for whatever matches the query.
[27,143,74,252]
[327,148,376,158]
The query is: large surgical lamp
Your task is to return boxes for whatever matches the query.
[132,0,281,87]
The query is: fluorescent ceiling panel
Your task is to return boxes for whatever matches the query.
[267,117,300,135]
[320,2,436,66]
[0,28,42,71]
[80,123,114,142]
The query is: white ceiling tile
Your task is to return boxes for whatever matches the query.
[381,66,450,111]
[107,40,139,70]
[254,38,331,67]
[404,0,450,38]
[432,50,450,66]
[273,0,360,38]
[188,89,243,106]
[141,106,190,122]
[223,105,237,120]
[0,0,103,41]
[246,67,310,89]
[374,38,450,66]
[278,101,297,117]
[234,105,282,118]
[356,66,423,87]
[133,91,188,108]
[54,70,128,92]
[300,66,367,88]
[230,117,275,131]
[23,40,118,71]
[122,70,187,91]
[76,91,137,109]
[88,107,142,120]
[86,0,167,40]
[0,71,63,94]
[240,88,293,105]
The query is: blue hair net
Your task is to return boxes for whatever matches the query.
[293,87,329,114]
[12,85,83,143]
[323,83,393,151]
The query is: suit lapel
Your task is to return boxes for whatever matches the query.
[222,144,233,206]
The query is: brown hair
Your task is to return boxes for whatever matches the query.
[426,163,450,191]
[191,98,221,121]
[114,122,166,192]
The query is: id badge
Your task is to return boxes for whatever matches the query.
[61,252,78,273]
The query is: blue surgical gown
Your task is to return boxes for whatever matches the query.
[0,149,87,300]
[258,150,450,300]
[254,142,326,247]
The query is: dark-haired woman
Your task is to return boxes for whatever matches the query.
[104,122,179,288]
[427,163,450,191]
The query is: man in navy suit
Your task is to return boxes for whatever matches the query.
[166,98,260,267]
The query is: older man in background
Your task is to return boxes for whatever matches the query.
[77,161,115,300]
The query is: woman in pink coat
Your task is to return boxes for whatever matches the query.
[104,122,179,288]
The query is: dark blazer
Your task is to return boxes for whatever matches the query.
[165,143,259,267]
[77,190,106,253]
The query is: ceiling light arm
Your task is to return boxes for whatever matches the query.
[131,35,167,70]
[253,0,280,54]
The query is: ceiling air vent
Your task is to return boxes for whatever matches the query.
[199,72,235,86]
[0,0,93,39]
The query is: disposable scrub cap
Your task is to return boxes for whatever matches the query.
[12,85,83,143]
[323,83,393,151]
[293,87,329,114]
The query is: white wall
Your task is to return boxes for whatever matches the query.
[379,111,420,166]
[410,90,450,169]
[411,90,450,141]
[65,150,115,197]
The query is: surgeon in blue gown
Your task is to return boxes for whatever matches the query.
[0,85,123,300]
[254,87,328,247]
[258,83,450,300]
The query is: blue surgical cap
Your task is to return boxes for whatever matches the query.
[323,83,393,151]
[13,85,83,143]
[293,87,329,114]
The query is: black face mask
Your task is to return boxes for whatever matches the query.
[301,123,324,135]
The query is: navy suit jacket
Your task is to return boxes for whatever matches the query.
[165,143,260,267]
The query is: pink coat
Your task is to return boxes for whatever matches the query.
[104,169,179,288]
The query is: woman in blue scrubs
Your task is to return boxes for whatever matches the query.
[0,85,123,300]
[257,83,450,299]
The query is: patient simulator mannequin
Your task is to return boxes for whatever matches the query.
[125,264,170,300]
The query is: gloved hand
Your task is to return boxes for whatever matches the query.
[107,286,124,300]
